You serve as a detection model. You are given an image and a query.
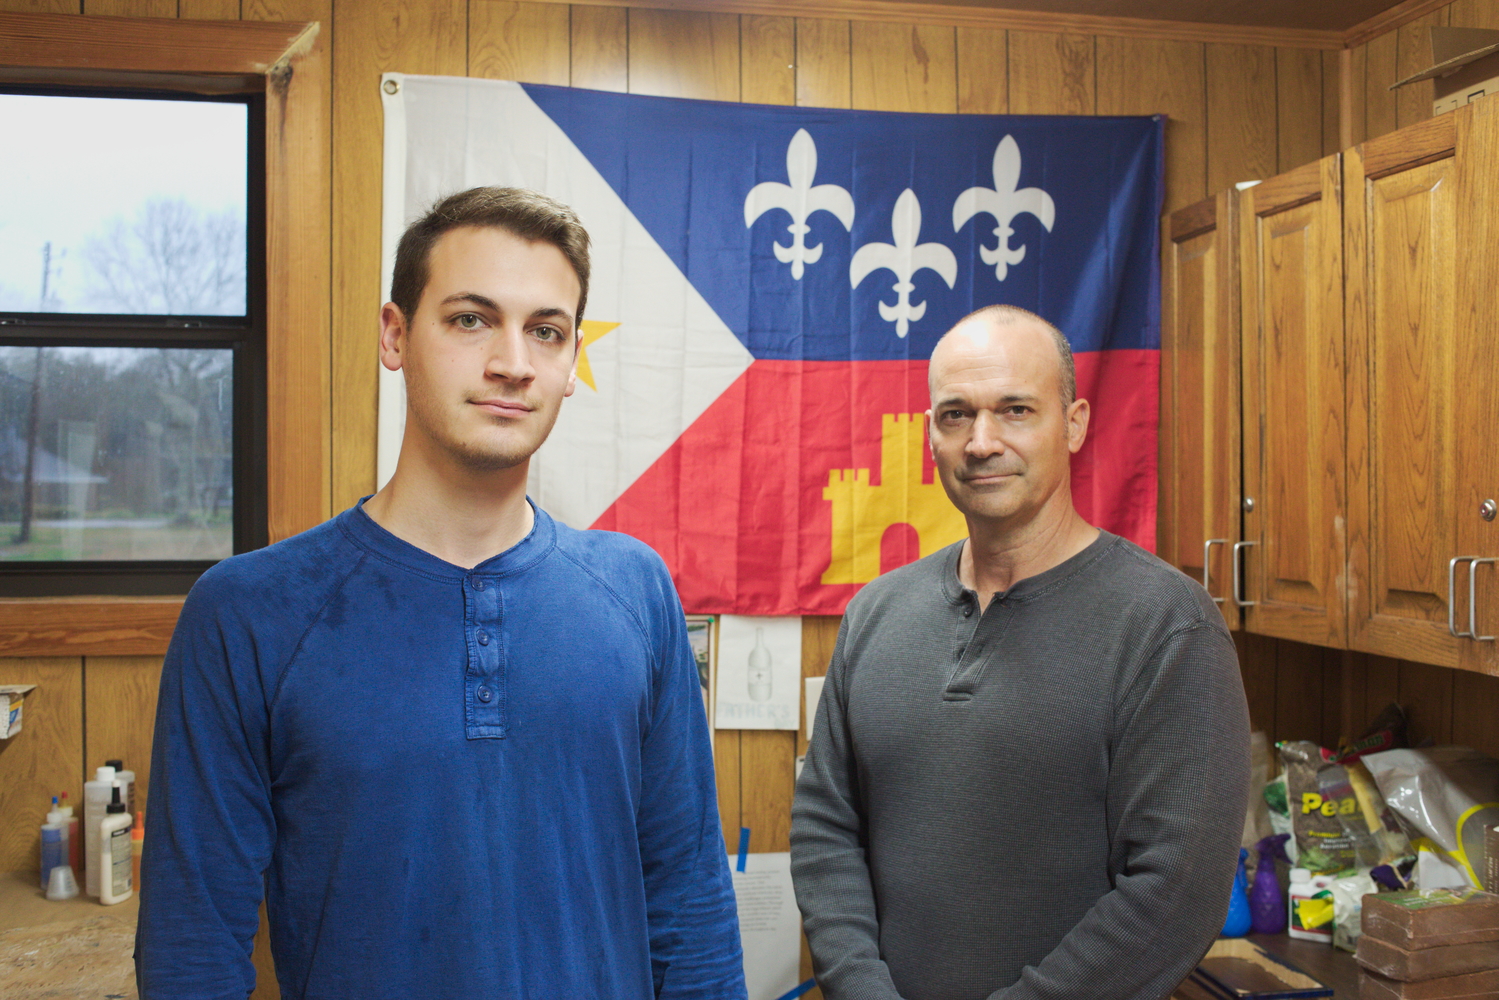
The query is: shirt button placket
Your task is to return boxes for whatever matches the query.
[465,576,506,738]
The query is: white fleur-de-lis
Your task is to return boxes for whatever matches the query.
[849,189,958,338]
[953,135,1055,281]
[744,129,855,279]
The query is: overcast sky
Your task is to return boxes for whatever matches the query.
[0,93,247,313]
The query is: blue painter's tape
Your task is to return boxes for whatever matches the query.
[737,827,750,873]
[773,979,817,1000]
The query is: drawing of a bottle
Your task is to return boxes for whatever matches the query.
[747,627,773,702]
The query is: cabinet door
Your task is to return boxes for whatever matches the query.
[1239,156,1347,647]
[1458,97,1499,677]
[1346,113,1463,667]
[1160,192,1240,629]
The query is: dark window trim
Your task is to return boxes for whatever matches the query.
[0,83,268,597]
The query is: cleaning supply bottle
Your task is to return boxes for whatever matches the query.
[1221,848,1253,937]
[1288,867,1336,942]
[104,759,136,815]
[98,784,133,905]
[131,812,144,891]
[59,791,81,873]
[1251,833,1289,934]
[40,797,66,890]
[83,765,116,897]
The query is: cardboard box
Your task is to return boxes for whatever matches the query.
[1361,967,1499,999]
[1362,889,1499,949]
[0,684,36,738]
[1356,935,1499,982]
[1390,27,1499,117]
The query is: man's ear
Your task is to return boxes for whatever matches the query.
[379,302,408,373]
[1066,397,1091,454]
[925,408,937,461]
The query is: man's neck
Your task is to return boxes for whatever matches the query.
[958,502,1100,612]
[362,437,534,570]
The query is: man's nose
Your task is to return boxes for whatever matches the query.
[966,411,1007,457]
[485,325,535,382]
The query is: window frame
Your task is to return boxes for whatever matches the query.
[0,12,329,653]
[0,83,269,597]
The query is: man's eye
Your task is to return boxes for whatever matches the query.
[455,313,483,330]
[534,326,562,342]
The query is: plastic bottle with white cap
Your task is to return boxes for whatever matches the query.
[83,765,116,897]
[98,784,134,905]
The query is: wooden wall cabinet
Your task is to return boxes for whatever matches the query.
[1160,190,1242,630]
[1238,154,1348,649]
[1164,100,1499,678]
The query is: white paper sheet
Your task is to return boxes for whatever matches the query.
[715,616,802,731]
[804,676,825,742]
[730,851,801,1000]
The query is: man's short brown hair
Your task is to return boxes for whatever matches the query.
[389,187,592,331]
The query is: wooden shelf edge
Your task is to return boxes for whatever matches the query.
[0,598,182,658]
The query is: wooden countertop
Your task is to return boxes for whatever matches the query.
[1173,933,1363,999]
[0,870,139,998]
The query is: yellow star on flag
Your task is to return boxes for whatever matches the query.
[574,320,621,391]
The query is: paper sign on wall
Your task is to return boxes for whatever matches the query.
[730,851,801,1000]
[804,676,825,742]
[715,615,801,731]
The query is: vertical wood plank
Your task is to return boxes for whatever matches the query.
[850,22,956,113]
[0,659,81,875]
[1237,631,1278,737]
[179,0,240,18]
[82,656,161,815]
[570,4,627,92]
[1207,43,1277,193]
[1345,45,1368,148]
[82,0,175,14]
[0,2,80,12]
[1338,651,1368,747]
[1274,640,1328,747]
[628,9,739,101]
[715,726,741,852]
[741,15,795,107]
[1364,30,1399,142]
[740,730,796,852]
[1449,0,1499,29]
[798,615,839,758]
[1007,30,1093,115]
[955,26,1006,115]
[1451,670,1499,757]
[1397,660,1455,745]
[470,1,570,85]
[1097,37,1205,212]
[1276,46,1323,174]
[1396,11,1448,130]
[1322,49,1341,157]
[795,17,850,109]
[329,0,467,511]
[1361,655,1402,732]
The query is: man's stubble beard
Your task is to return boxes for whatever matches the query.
[406,383,564,474]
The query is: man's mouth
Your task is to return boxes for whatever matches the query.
[469,398,533,417]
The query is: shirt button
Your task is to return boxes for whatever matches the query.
[477,687,493,703]
[471,578,485,591]
[477,631,490,646]
[963,606,973,617]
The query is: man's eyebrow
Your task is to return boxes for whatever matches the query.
[934,392,1039,410]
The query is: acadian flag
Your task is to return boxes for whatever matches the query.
[379,75,1164,616]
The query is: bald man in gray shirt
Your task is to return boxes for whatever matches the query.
[790,306,1250,1000]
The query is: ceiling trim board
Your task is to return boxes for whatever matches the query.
[556,0,1344,50]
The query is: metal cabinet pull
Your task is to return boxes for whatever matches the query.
[1449,556,1476,638]
[1471,558,1496,642]
[1202,539,1228,604]
[1232,540,1259,607]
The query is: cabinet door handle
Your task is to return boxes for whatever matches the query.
[1203,539,1228,604]
[1449,556,1476,638]
[1232,540,1258,607]
[1471,558,1496,642]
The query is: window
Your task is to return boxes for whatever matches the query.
[0,87,267,596]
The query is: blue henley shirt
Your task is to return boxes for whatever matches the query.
[136,500,745,1000]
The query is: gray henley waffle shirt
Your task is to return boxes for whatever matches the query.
[790,530,1250,1000]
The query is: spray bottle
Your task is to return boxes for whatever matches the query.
[1251,833,1290,934]
[40,796,67,889]
[1221,848,1253,937]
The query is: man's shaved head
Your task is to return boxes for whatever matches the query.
[931,305,1075,408]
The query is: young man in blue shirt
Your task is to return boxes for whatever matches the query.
[137,188,745,999]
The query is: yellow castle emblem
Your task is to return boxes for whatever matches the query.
[822,413,967,585]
